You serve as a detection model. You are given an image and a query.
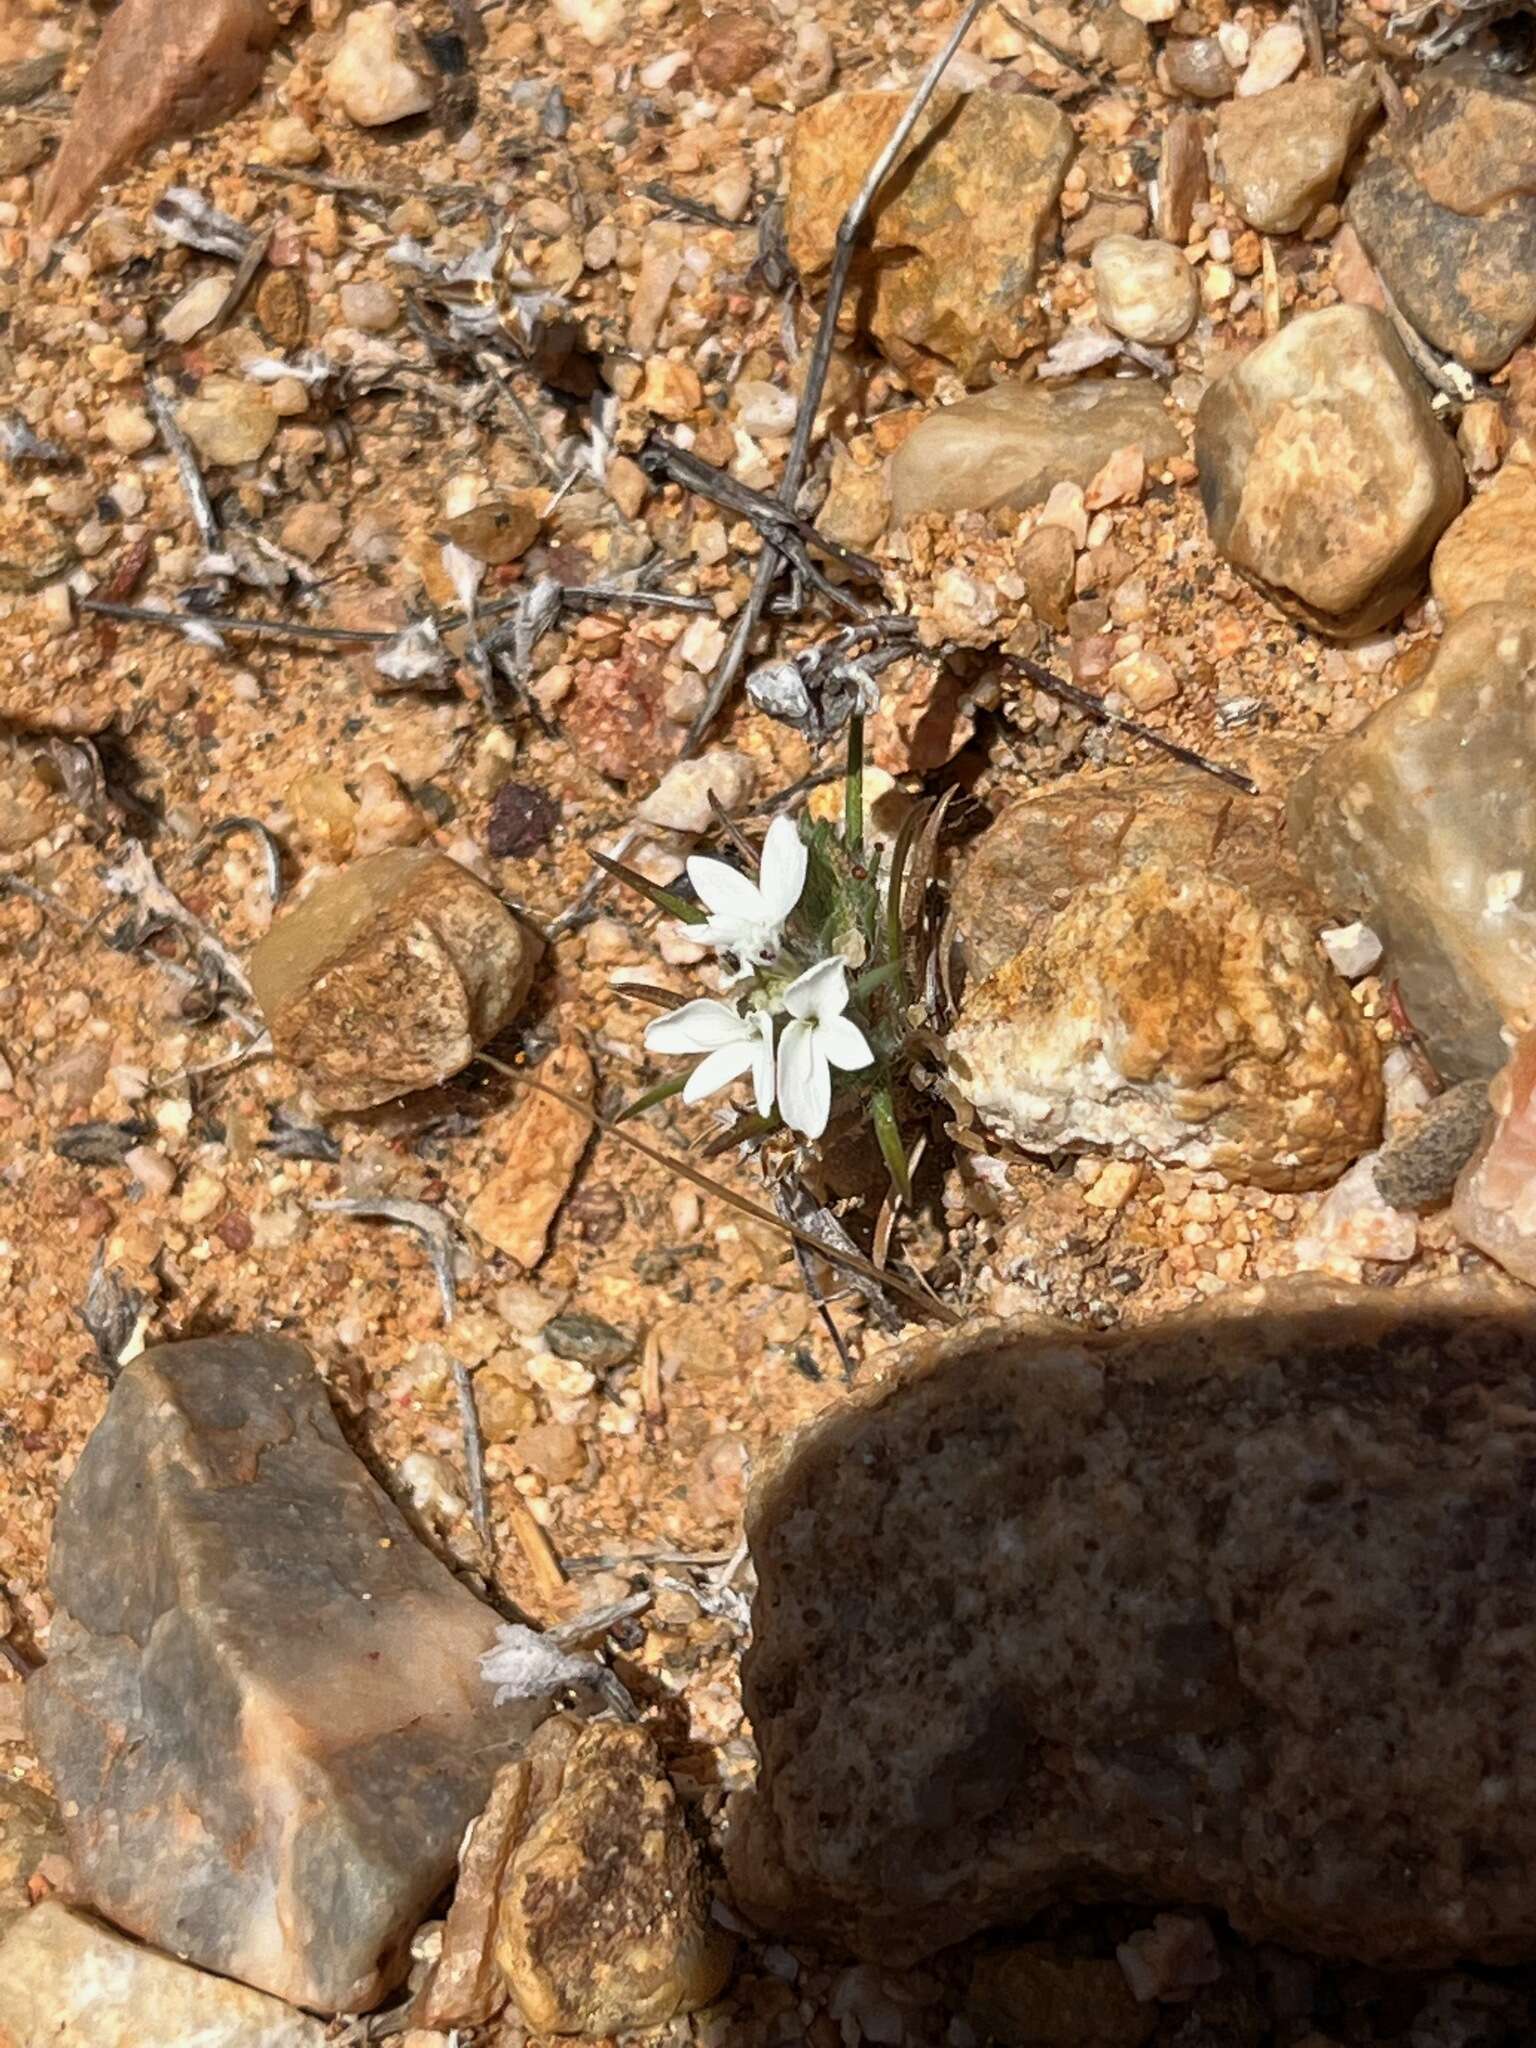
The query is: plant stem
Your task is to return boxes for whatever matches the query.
[845,711,865,860]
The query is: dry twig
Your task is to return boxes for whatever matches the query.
[684,0,993,754]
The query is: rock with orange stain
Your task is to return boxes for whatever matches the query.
[1454,1030,1536,1284]
[26,1337,555,2014]
[466,1043,596,1268]
[35,0,289,241]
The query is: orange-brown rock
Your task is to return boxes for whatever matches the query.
[35,0,286,240]
[494,1716,734,2034]
[946,769,1381,1190]
[730,1282,1536,1967]
[785,89,1075,384]
[249,848,539,1111]
[466,1042,595,1268]
[1431,441,1536,620]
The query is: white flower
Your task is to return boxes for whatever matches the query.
[644,998,776,1114]
[685,813,806,977]
[775,957,874,1139]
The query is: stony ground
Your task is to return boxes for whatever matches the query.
[5,0,1536,2041]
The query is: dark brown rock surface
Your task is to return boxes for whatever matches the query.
[28,1337,549,2014]
[729,1283,1536,1967]
[1347,66,1536,373]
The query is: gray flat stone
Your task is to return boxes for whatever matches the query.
[28,1336,551,2013]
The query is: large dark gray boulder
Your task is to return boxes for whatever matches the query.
[729,1283,1536,1969]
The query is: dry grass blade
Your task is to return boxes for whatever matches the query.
[477,1055,958,1325]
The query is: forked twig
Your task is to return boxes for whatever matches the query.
[683,0,992,754]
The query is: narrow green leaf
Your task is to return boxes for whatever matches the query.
[589,849,705,924]
[871,1085,913,1204]
[615,1072,690,1122]
[699,1109,784,1158]
[853,961,902,1001]
[844,710,865,861]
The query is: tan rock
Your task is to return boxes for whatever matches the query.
[729,1281,1536,1966]
[250,848,539,1111]
[279,500,344,561]
[325,2,433,126]
[0,1902,327,2047]
[1217,77,1379,235]
[34,0,282,240]
[1196,304,1464,633]
[890,380,1181,526]
[495,1716,734,2034]
[786,89,1075,383]
[1017,523,1076,629]
[1431,443,1536,620]
[177,378,278,467]
[1288,604,1536,1081]
[420,1765,525,2029]
[1157,109,1208,244]
[1062,194,1149,259]
[947,768,1382,1188]
[466,1042,595,1267]
[1091,235,1198,346]
[101,403,155,455]
[818,442,891,550]
[443,495,541,565]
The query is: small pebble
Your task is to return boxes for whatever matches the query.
[263,113,323,165]
[543,1312,634,1370]
[338,281,400,333]
[160,275,230,344]
[101,403,155,456]
[486,781,561,858]
[1320,922,1383,979]
[326,2,434,125]
[280,500,345,561]
[1238,19,1306,96]
[1092,235,1199,346]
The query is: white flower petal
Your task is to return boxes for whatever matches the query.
[683,1039,758,1102]
[783,955,849,1023]
[686,854,766,924]
[758,814,808,922]
[644,997,750,1055]
[816,1015,875,1075]
[777,1016,831,1137]
[750,1013,776,1117]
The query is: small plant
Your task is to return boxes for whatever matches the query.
[597,717,946,1199]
